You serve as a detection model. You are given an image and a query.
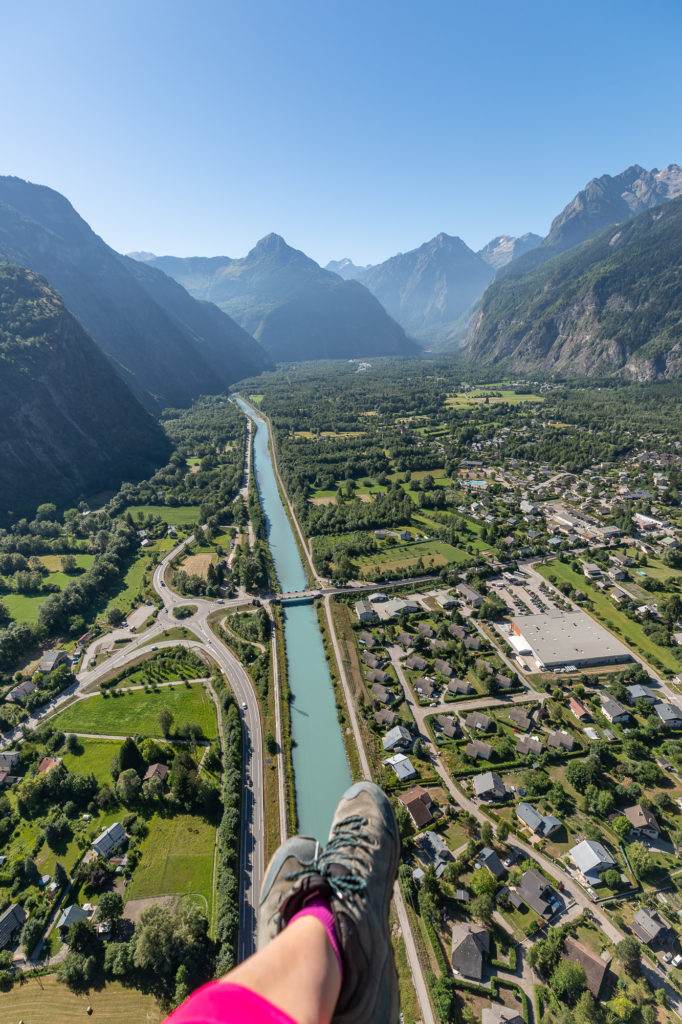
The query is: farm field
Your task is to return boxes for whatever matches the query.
[0,976,163,1024]
[2,592,46,623]
[125,504,202,524]
[354,539,464,576]
[53,683,218,739]
[180,552,216,578]
[125,812,215,913]
[537,560,682,673]
[62,736,122,783]
[100,552,153,619]
[445,387,544,407]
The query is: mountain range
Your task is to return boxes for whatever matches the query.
[144,235,417,361]
[0,176,269,411]
[0,264,170,514]
[467,193,682,379]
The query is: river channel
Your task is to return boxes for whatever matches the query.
[234,397,351,841]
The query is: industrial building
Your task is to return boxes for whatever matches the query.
[509,610,632,671]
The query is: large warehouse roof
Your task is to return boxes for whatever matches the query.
[511,610,632,669]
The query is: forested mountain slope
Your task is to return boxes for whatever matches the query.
[0,177,269,410]
[467,194,682,379]
[0,264,170,514]
[147,234,418,361]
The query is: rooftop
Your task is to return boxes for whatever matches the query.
[511,609,632,668]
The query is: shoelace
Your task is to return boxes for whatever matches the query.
[285,814,372,900]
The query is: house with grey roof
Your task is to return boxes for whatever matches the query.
[626,684,658,704]
[382,725,412,752]
[516,802,562,838]
[465,739,493,761]
[477,847,505,879]
[435,592,456,610]
[0,751,19,771]
[508,707,531,731]
[546,729,576,751]
[601,697,630,724]
[434,658,454,678]
[38,649,70,673]
[405,655,428,672]
[451,922,489,979]
[414,677,436,698]
[354,601,377,623]
[472,771,507,801]
[6,679,38,703]
[655,703,682,728]
[57,904,88,932]
[449,623,467,641]
[434,714,459,739]
[0,904,27,949]
[465,711,492,732]
[516,736,543,756]
[371,683,393,705]
[92,821,126,858]
[482,1006,523,1024]
[570,839,615,883]
[374,708,397,728]
[631,908,668,946]
[517,868,559,918]
[366,668,390,684]
[415,831,452,877]
[383,754,417,782]
[447,677,472,695]
[362,650,381,670]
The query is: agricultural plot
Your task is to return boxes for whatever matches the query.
[54,683,217,739]
[0,976,163,1024]
[125,504,202,525]
[354,539,465,577]
[125,812,215,913]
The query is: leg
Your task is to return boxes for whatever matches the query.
[223,914,341,1024]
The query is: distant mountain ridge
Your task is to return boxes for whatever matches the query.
[467,193,682,379]
[499,164,682,279]
[476,233,542,269]
[146,235,417,361]
[0,263,170,515]
[0,177,270,410]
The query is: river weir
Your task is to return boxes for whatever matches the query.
[234,397,351,841]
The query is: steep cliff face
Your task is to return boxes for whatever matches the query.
[467,195,682,379]
[0,176,269,411]
[148,235,418,361]
[0,264,170,515]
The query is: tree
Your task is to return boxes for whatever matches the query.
[97,891,123,924]
[469,894,493,923]
[480,821,493,846]
[21,916,43,956]
[395,802,414,841]
[54,861,68,889]
[60,554,78,573]
[550,959,586,1004]
[67,919,98,955]
[612,816,630,838]
[142,776,163,801]
[602,868,621,890]
[265,732,277,755]
[57,951,98,992]
[573,990,601,1024]
[496,819,510,842]
[107,607,125,628]
[118,736,145,775]
[158,707,174,738]
[628,841,653,878]
[470,868,497,898]
[116,768,141,804]
[616,936,641,977]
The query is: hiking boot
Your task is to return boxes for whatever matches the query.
[281,781,401,1024]
[257,835,322,949]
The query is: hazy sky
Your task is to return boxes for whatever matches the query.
[3,0,681,265]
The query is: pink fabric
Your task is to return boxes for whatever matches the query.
[287,894,343,982]
[162,981,299,1024]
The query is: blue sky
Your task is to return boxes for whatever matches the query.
[2,0,681,265]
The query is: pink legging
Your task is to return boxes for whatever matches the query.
[163,982,298,1024]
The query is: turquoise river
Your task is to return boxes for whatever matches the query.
[235,397,352,841]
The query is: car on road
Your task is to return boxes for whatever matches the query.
[663,952,673,964]
[242,701,248,710]
[161,581,165,587]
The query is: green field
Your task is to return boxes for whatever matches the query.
[125,812,215,912]
[355,539,467,576]
[445,387,544,407]
[63,737,122,783]
[0,976,163,1024]
[537,560,682,673]
[2,553,97,624]
[100,552,153,619]
[126,504,202,524]
[54,683,218,739]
